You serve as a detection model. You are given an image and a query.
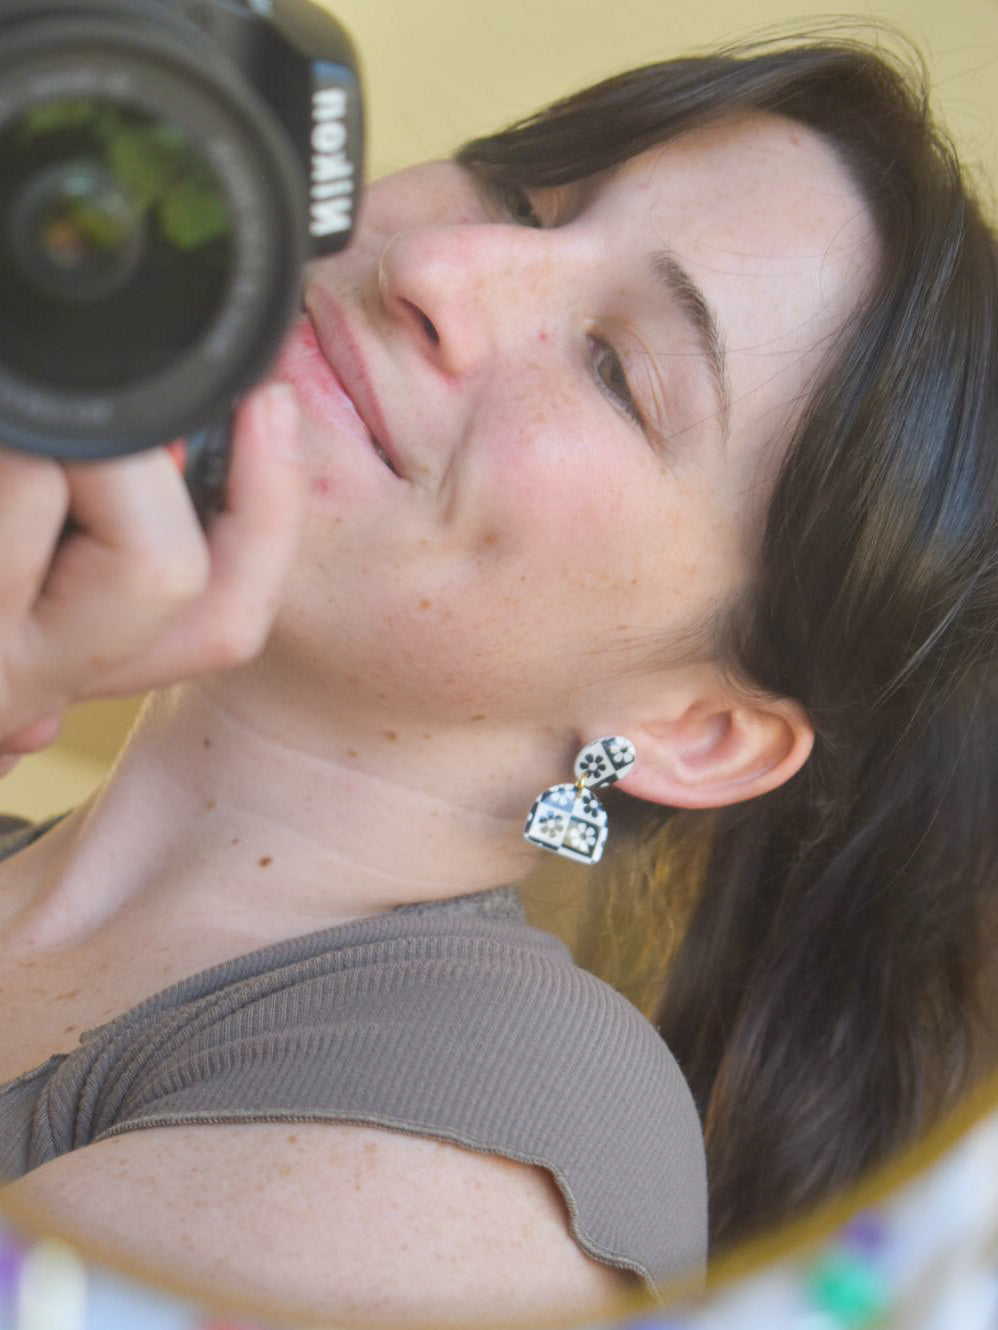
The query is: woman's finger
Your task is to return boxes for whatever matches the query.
[80,382,304,695]
[25,446,212,688]
[0,711,63,754]
[0,450,70,619]
[0,712,62,784]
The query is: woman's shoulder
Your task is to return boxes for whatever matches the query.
[4,1117,641,1325]
[18,893,705,1292]
[380,901,702,1118]
[144,904,708,1286]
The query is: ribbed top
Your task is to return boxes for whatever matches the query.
[0,819,707,1294]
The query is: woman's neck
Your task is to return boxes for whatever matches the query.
[11,663,550,953]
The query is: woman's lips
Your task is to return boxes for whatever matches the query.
[273,314,399,475]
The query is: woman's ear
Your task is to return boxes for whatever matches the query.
[617,696,814,810]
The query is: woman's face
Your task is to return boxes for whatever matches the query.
[270,114,876,734]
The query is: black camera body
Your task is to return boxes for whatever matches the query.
[0,0,364,519]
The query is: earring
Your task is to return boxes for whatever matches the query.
[523,737,637,866]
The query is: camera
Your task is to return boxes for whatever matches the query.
[0,0,364,522]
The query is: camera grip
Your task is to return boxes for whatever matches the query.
[53,417,230,549]
[183,417,232,529]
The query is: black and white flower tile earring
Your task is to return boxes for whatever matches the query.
[523,737,637,866]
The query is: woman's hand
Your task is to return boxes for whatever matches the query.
[0,381,303,762]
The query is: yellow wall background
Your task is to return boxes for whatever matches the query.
[4,0,997,821]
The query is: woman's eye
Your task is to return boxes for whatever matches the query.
[589,335,642,427]
[499,183,542,228]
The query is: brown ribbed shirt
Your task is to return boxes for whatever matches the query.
[0,818,707,1294]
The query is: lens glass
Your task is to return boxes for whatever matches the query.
[0,97,235,392]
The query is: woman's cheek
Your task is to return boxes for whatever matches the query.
[481,423,626,554]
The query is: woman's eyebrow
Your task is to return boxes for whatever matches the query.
[650,250,731,440]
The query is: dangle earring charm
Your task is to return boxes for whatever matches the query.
[524,737,637,866]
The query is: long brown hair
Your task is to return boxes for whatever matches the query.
[457,32,998,1250]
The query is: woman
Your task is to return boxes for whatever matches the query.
[0,31,995,1327]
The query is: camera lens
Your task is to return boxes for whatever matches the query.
[9,158,144,303]
[0,98,235,393]
[0,11,306,460]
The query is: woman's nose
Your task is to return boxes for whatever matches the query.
[377,225,546,376]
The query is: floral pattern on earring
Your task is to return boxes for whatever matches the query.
[524,736,636,865]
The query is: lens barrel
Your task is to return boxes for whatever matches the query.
[0,7,307,460]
